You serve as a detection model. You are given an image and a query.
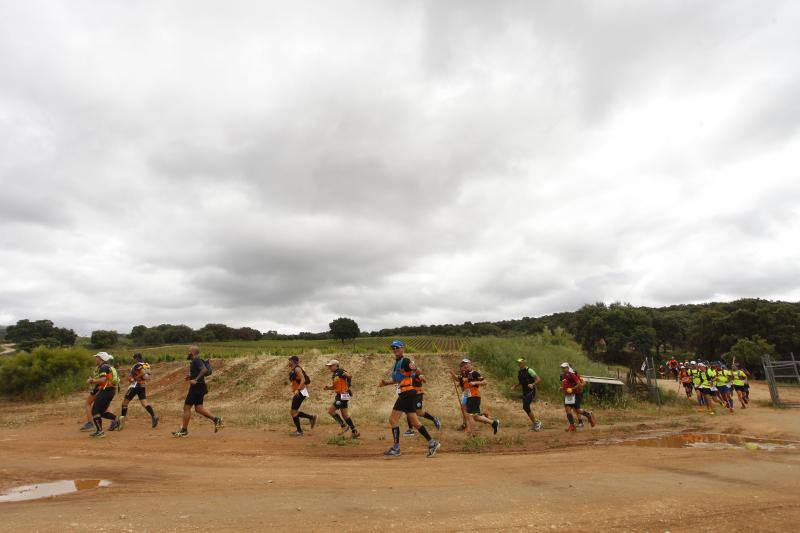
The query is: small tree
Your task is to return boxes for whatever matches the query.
[729,335,776,376]
[90,330,118,349]
[329,317,360,343]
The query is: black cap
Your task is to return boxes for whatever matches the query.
[133,353,143,361]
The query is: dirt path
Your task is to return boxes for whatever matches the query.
[1,382,799,532]
[0,343,15,355]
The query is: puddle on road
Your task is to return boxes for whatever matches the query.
[0,480,111,503]
[623,433,797,451]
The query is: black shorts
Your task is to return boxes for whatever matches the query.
[466,396,482,415]
[393,392,418,413]
[699,388,714,396]
[291,392,306,411]
[124,386,146,401]
[522,390,536,410]
[185,382,208,406]
[92,388,116,416]
[333,394,349,409]
[734,384,748,392]
[415,393,424,410]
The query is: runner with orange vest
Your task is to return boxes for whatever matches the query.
[378,340,441,458]
[450,359,500,436]
[324,359,359,438]
[87,352,119,439]
[678,365,693,398]
[403,367,441,436]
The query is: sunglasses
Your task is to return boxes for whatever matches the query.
[391,346,403,350]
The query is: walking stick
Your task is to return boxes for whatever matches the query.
[450,373,468,429]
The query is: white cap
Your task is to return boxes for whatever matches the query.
[95,352,113,362]
[560,362,570,368]
[460,358,471,364]
[690,360,696,365]
[325,359,339,367]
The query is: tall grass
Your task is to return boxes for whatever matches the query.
[468,333,609,399]
[0,346,94,400]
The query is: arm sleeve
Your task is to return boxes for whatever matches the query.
[528,368,537,378]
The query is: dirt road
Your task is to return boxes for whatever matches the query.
[1,361,799,532]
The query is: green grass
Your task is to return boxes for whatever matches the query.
[326,435,361,446]
[468,334,609,400]
[461,435,490,452]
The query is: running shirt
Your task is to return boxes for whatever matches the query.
[332,368,351,394]
[732,369,747,386]
[562,371,582,391]
[698,369,711,389]
[716,370,731,386]
[461,370,482,398]
[392,358,415,394]
[289,367,304,392]
[690,368,702,386]
[94,363,114,392]
[518,367,538,391]
[707,368,718,387]
[130,362,150,386]
[189,357,206,384]
[679,368,691,383]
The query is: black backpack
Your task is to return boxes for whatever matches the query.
[203,359,213,376]
[300,367,311,385]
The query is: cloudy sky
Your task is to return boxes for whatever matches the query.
[1,1,799,335]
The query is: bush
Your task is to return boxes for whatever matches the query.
[0,346,94,400]
[90,330,118,348]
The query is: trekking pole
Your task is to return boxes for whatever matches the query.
[450,374,467,429]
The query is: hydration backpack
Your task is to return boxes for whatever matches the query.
[203,359,213,376]
[301,367,311,385]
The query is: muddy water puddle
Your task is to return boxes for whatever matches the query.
[621,433,797,451]
[0,480,111,503]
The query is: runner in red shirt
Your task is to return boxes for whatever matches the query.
[560,363,596,432]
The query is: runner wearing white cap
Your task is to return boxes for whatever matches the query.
[324,359,359,438]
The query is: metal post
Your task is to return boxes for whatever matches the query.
[791,352,800,385]
[762,354,780,407]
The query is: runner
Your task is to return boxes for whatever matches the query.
[86,352,119,438]
[80,362,101,432]
[449,358,500,436]
[695,362,715,415]
[324,359,359,438]
[403,365,441,436]
[287,355,316,436]
[688,361,705,409]
[667,357,679,381]
[717,363,735,412]
[732,363,750,408]
[707,361,726,408]
[560,362,595,431]
[513,358,542,431]
[117,353,158,430]
[171,346,223,437]
[378,340,440,458]
[678,365,693,398]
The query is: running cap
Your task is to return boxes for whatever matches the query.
[95,352,113,362]
[690,360,697,365]
[560,362,570,368]
[390,340,405,348]
[460,358,471,364]
[698,362,707,367]
[516,357,525,363]
[325,359,340,367]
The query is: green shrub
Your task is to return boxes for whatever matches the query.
[0,346,94,400]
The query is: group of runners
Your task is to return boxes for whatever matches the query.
[79,340,598,456]
[675,359,751,414]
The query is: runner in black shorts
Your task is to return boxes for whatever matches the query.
[324,359,359,438]
[288,356,316,435]
[451,359,499,435]
[117,353,158,430]
[87,352,119,438]
[171,346,223,438]
[403,367,441,436]
[378,340,440,458]
[513,358,542,431]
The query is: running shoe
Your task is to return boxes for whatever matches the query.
[351,429,360,439]
[79,422,95,432]
[171,428,189,438]
[532,421,543,432]
[433,417,442,431]
[151,416,159,428]
[492,419,500,435]
[90,430,106,438]
[291,431,304,436]
[565,424,576,432]
[384,446,401,457]
[427,440,441,458]
[214,416,224,433]
[116,416,125,431]
[403,429,415,436]
[108,419,119,431]
[310,415,317,429]
[587,411,596,427]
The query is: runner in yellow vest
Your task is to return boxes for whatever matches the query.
[731,363,751,409]
[696,363,715,415]
[716,363,734,413]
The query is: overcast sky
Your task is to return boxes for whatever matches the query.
[1,1,799,335]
